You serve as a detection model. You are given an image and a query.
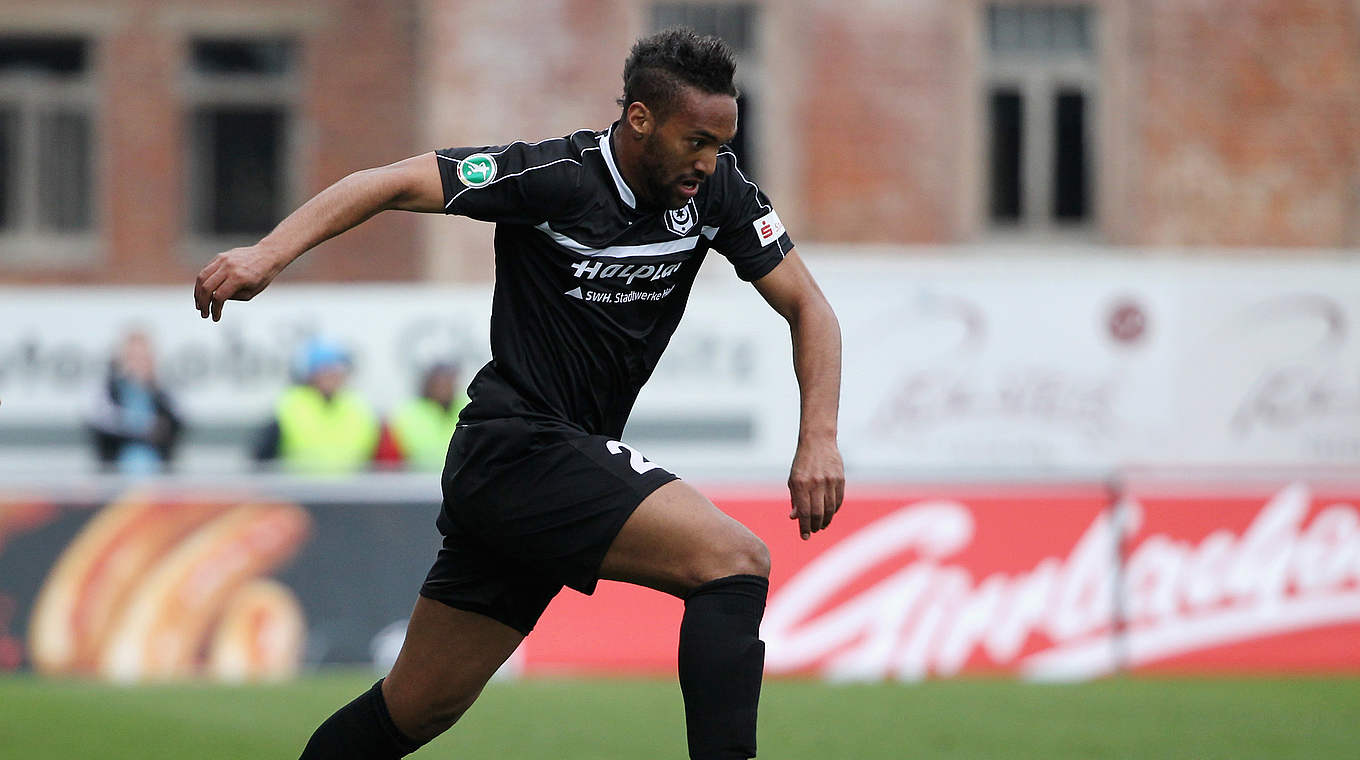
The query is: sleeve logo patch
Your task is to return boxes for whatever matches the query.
[458,154,497,188]
[753,209,785,246]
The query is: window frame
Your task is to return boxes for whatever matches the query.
[981,4,1100,242]
[0,35,101,267]
[180,35,301,259]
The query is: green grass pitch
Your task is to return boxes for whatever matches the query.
[2,671,1357,759]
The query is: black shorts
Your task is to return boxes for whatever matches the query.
[419,417,678,635]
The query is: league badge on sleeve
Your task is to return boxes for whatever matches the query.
[664,201,698,236]
[458,154,498,188]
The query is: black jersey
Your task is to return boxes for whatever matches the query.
[436,124,793,439]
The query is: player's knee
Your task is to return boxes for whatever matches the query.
[697,531,770,587]
[738,534,772,579]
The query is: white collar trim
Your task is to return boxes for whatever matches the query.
[599,126,637,209]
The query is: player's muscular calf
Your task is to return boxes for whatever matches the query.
[381,598,523,742]
[298,598,521,757]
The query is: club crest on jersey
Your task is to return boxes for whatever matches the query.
[458,153,497,188]
[664,201,697,236]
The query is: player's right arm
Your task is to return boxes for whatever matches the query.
[193,152,444,322]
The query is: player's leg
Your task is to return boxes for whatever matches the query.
[298,597,522,759]
[382,597,524,741]
[599,479,769,594]
[455,427,767,759]
[599,480,770,760]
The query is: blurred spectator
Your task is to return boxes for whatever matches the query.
[86,330,183,474]
[253,337,378,474]
[375,362,467,470]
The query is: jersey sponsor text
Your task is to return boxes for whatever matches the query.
[570,260,684,283]
[581,284,676,304]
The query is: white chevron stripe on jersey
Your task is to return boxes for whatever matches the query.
[535,222,701,259]
[598,126,637,209]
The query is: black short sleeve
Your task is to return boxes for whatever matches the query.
[705,151,794,282]
[436,140,584,225]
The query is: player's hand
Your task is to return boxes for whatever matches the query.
[193,244,289,322]
[787,435,844,541]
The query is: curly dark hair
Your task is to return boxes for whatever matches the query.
[617,27,738,122]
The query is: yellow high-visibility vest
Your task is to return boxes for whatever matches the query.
[276,385,379,474]
[391,396,466,470]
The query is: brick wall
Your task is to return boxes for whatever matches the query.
[0,0,419,285]
[4,0,1357,286]
[1129,0,1360,247]
[796,0,968,244]
[298,0,421,282]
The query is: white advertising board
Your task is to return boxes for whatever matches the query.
[0,284,496,425]
[816,254,1360,472]
[1168,263,1360,466]
[0,276,798,474]
[2,252,1358,474]
[816,255,1179,472]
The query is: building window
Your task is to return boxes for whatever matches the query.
[651,3,761,179]
[984,4,1097,234]
[186,37,297,241]
[0,36,96,262]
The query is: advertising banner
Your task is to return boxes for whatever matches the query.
[3,477,1358,682]
[817,257,1178,472]
[1166,269,1360,467]
[0,286,497,426]
[0,484,441,682]
[526,484,1118,680]
[526,480,1360,680]
[817,256,1360,472]
[4,255,1360,475]
[1109,478,1360,675]
[0,284,795,473]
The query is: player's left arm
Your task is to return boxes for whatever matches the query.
[752,247,845,541]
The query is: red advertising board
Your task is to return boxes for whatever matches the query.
[1114,480,1360,675]
[523,484,1117,679]
[5,478,1357,682]
[524,480,1360,679]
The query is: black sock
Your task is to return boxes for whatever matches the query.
[299,679,424,759]
[678,574,769,760]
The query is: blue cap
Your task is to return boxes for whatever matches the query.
[295,337,351,379]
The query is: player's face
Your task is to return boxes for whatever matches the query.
[639,87,738,210]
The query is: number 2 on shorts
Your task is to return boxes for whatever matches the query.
[605,440,660,475]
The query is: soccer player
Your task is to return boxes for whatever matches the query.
[193,28,843,760]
